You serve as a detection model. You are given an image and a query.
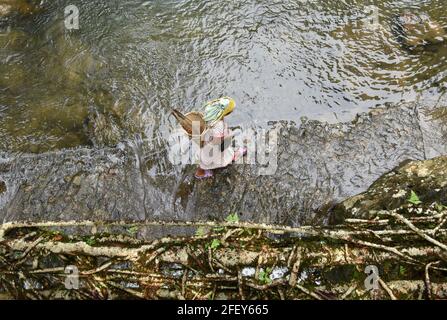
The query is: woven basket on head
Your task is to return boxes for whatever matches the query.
[171,109,207,138]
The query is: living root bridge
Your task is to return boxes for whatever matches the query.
[0,209,446,300]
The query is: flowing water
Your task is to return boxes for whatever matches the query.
[1,0,447,153]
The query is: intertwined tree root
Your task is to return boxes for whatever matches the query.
[0,208,446,300]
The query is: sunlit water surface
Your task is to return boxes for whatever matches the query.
[0,0,446,152]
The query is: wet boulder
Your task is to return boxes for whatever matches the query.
[330,156,447,223]
[391,12,446,50]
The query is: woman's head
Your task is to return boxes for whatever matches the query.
[203,97,236,124]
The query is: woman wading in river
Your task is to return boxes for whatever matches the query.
[172,97,247,179]
[195,97,247,179]
[173,97,247,179]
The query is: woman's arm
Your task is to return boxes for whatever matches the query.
[209,121,234,145]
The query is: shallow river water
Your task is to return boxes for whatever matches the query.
[1,0,447,152]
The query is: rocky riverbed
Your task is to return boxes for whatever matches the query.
[1,101,446,227]
[1,1,447,230]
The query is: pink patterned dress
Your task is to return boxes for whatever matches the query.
[199,120,235,170]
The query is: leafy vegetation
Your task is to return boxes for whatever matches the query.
[85,236,97,246]
[408,190,422,205]
[225,213,240,223]
[209,239,221,250]
[126,226,139,236]
[259,268,273,285]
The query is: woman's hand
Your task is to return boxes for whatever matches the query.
[211,128,235,144]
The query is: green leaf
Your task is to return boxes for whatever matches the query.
[213,227,225,233]
[436,203,446,212]
[259,269,272,284]
[399,265,407,276]
[225,213,240,223]
[408,191,422,205]
[127,226,139,235]
[86,237,96,246]
[210,239,221,250]
[196,227,206,237]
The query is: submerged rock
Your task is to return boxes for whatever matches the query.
[84,110,123,147]
[0,29,28,50]
[83,89,130,148]
[330,156,447,222]
[0,62,26,92]
[0,0,40,17]
[392,12,446,50]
